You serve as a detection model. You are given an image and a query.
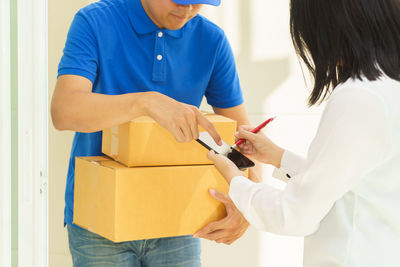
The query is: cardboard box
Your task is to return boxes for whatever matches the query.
[102,114,236,167]
[73,156,229,242]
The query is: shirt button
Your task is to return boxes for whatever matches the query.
[158,32,163,38]
[157,54,163,61]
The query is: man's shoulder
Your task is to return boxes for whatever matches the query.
[188,14,225,39]
[77,0,125,18]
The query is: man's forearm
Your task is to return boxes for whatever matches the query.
[51,90,150,133]
[213,104,250,127]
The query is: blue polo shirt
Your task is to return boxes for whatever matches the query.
[58,0,244,226]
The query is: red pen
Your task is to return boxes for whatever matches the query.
[231,116,276,149]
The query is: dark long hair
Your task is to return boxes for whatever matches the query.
[290,0,400,106]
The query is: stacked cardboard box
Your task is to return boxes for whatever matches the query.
[73,114,237,242]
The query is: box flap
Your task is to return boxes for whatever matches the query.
[130,114,234,124]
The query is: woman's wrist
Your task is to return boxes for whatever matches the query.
[273,146,285,168]
[263,145,284,168]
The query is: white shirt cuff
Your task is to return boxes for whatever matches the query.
[272,150,307,181]
[272,168,291,182]
[280,150,307,175]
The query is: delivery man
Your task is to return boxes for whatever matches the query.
[51,0,258,266]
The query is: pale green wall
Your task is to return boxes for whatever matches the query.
[10,0,18,266]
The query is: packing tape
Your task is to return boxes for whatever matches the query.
[110,125,119,156]
[111,125,119,135]
[200,110,213,116]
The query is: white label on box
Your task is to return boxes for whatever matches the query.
[110,126,119,156]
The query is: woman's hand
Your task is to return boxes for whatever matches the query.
[207,150,246,184]
[236,125,284,168]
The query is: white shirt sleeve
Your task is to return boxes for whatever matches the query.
[229,86,390,236]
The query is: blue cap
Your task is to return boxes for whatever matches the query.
[171,0,221,6]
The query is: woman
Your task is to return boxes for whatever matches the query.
[201,0,400,266]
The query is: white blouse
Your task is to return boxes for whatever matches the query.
[229,76,400,267]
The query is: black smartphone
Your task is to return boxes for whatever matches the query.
[196,132,255,170]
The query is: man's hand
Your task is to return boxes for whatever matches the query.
[193,189,249,245]
[144,92,222,144]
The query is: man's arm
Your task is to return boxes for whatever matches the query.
[51,75,145,132]
[51,75,221,144]
[213,104,249,127]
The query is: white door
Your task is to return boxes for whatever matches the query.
[0,0,12,265]
[1,0,48,266]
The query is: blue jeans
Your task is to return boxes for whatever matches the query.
[67,224,201,267]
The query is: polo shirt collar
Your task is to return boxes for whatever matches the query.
[126,0,183,38]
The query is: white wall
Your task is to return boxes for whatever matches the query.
[200,1,323,267]
[49,1,88,266]
[49,1,324,266]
